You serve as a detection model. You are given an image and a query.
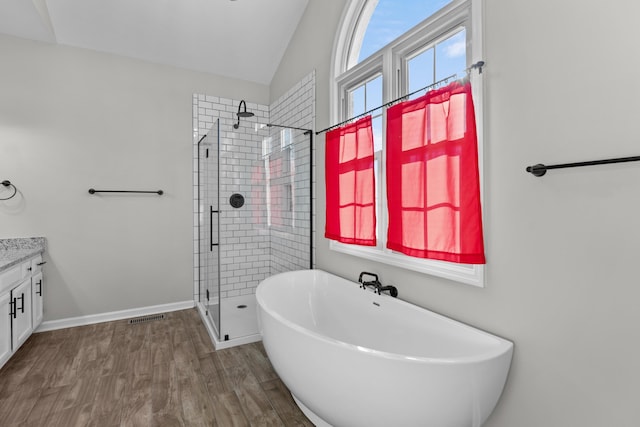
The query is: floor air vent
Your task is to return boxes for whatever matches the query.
[128,313,166,325]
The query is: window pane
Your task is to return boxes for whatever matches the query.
[407,28,466,100]
[350,85,366,116]
[348,75,382,120]
[408,47,434,100]
[372,115,383,152]
[358,0,453,63]
[435,28,466,81]
[366,76,383,111]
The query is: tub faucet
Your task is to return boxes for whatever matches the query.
[358,272,397,297]
[358,271,381,291]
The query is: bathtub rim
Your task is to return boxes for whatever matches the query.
[257,269,514,365]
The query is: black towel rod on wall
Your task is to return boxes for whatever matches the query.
[526,155,640,177]
[1,180,18,200]
[88,189,164,195]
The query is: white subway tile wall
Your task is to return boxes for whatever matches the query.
[192,70,316,302]
[268,70,316,275]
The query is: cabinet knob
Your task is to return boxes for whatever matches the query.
[27,267,32,271]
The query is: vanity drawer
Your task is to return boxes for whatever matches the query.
[30,254,44,274]
[0,265,22,294]
[21,261,31,277]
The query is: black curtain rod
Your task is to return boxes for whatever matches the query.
[315,73,457,136]
[526,155,640,177]
[88,189,164,195]
[315,61,485,136]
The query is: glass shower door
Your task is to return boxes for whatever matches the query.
[198,119,221,337]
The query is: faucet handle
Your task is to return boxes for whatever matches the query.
[378,285,398,298]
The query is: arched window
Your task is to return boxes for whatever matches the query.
[329,0,485,287]
[350,0,455,66]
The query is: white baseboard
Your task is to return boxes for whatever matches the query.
[35,300,195,332]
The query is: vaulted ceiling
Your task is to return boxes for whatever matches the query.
[0,0,309,85]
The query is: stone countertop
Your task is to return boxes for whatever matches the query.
[0,237,46,272]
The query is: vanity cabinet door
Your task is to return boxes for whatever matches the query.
[11,278,33,351]
[32,272,43,328]
[0,292,12,367]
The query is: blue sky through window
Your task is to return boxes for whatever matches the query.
[349,0,466,149]
[408,28,466,98]
[358,0,453,62]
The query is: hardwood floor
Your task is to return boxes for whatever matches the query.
[0,309,313,427]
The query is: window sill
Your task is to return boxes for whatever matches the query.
[330,240,485,287]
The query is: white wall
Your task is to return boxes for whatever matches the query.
[0,34,269,321]
[272,0,640,426]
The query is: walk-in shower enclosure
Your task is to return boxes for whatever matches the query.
[193,73,315,348]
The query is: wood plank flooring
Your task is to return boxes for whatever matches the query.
[0,309,313,427]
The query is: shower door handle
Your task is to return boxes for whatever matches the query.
[210,206,219,251]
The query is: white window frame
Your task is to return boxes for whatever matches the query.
[329,0,485,287]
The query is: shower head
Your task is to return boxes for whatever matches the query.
[233,100,255,129]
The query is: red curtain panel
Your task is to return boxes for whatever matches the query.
[386,80,485,264]
[325,115,377,246]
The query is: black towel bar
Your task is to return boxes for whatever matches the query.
[1,180,18,200]
[88,189,163,195]
[526,155,640,177]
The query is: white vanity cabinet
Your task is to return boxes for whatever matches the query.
[11,277,33,350]
[0,252,45,369]
[29,254,45,329]
[0,291,12,367]
[32,271,43,328]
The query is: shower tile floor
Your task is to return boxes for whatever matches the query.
[207,293,259,341]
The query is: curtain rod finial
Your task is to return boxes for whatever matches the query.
[469,60,485,74]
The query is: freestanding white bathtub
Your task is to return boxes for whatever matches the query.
[256,270,513,427]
